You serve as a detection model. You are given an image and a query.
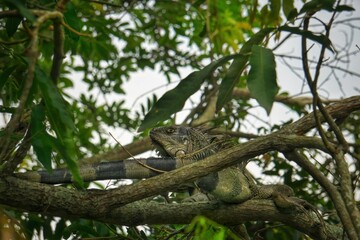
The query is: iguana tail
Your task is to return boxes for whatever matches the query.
[15,158,194,184]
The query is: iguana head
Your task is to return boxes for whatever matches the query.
[149,126,214,159]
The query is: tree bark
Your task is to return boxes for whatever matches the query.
[0,176,345,240]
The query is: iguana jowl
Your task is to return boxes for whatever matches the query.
[150,126,294,203]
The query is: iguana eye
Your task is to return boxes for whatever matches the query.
[166,127,175,134]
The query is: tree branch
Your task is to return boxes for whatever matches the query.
[283,150,354,240]
[0,11,64,172]
[0,176,346,240]
[232,88,339,107]
[281,96,360,135]
[301,9,360,239]
[50,18,64,84]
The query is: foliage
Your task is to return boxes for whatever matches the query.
[247,45,278,114]
[0,0,359,239]
[186,216,241,240]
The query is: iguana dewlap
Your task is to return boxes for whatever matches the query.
[150,126,294,203]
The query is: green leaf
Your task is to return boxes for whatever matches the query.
[54,218,66,239]
[34,67,83,186]
[138,54,240,131]
[287,8,299,21]
[334,5,355,12]
[318,0,336,11]
[0,65,17,89]
[248,45,278,114]
[4,0,35,22]
[186,216,240,240]
[6,17,22,37]
[269,0,281,22]
[31,104,53,171]
[282,0,297,20]
[299,0,335,14]
[299,0,321,14]
[279,25,333,52]
[63,2,81,41]
[216,28,275,112]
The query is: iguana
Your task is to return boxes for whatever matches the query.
[149,125,294,203]
[16,125,294,204]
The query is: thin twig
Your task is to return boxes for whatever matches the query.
[276,53,360,78]
[283,150,352,240]
[109,132,166,174]
[61,20,92,37]
[301,5,360,239]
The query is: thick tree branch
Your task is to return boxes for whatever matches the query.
[210,128,259,139]
[281,96,360,135]
[0,176,346,240]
